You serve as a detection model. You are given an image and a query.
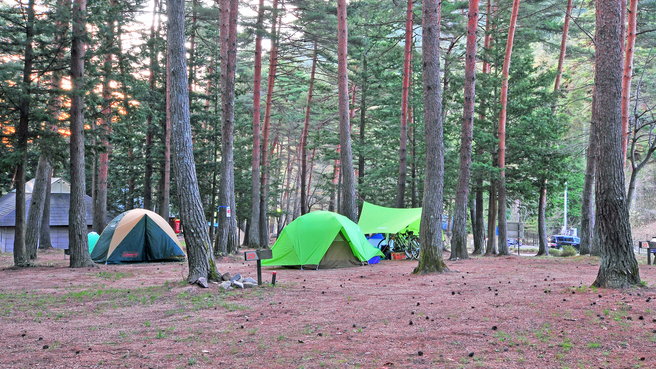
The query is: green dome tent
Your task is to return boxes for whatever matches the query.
[262,211,384,269]
[91,209,186,264]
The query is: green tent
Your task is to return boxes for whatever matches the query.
[91,209,186,264]
[357,201,421,234]
[262,211,384,269]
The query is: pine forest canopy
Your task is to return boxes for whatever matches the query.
[0,0,654,277]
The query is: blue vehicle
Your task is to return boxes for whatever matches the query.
[548,235,581,251]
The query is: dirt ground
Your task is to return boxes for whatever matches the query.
[1,247,656,369]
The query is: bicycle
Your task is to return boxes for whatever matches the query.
[378,231,420,260]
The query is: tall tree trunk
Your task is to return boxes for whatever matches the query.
[358,45,368,195]
[39,170,53,250]
[259,0,279,248]
[216,0,240,255]
[496,0,520,256]
[329,158,339,212]
[485,179,497,255]
[592,0,640,288]
[300,42,317,215]
[69,0,94,268]
[580,88,597,256]
[13,0,36,267]
[414,0,448,275]
[621,0,638,165]
[337,0,357,222]
[249,0,265,248]
[536,181,549,255]
[25,156,51,259]
[94,20,113,233]
[451,0,480,260]
[472,176,485,254]
[554,0,573,93]
[395,0,413,208]
[160,55,171,219]
[144,0,160,212]
[168,0,220,284]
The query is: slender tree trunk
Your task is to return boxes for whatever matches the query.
[337,0,357,222]
[300,42,317,215]
[69,0,94,268]
[536,182,549,256]
[485,179,497,255]
[621,0,638,165]
[215,0,240,255]
[472,176,485,254]
[161,55,171,219]
[168,0,219,284]
[329,158,339,212]
[13,0,36,267]
[259,0,279,248]
[94,29,112,233]
[144,0,160,212]
[414,0,448,275]
[592,0,640,288]
[451,0,480,260]
[496,0,520,256]
[40,171,53,250]
[358,46,368,195]
[579,99,596,256]
[395,0,413,208]
[554,0,573,93]
[249,0,265,248]
[25,156,51,259]
[188,0,198,95]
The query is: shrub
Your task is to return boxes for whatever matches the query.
[550,249,562,257]
[561,246,577,257]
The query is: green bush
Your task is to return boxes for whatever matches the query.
[550,248,562,257]
[561,245,577,257]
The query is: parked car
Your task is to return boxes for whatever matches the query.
[548,235,580,250]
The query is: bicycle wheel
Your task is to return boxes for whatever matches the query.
[409,238,420,259]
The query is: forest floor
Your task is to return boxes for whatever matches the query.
[1,246,656,369]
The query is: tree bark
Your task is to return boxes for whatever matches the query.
[25,156,51,259]
[168,0,220,284]
[413,0,448,275]
[451,0,480,260]
[554,0,573,93]
[496,0,520,256]
[215,0,240,255]
[259,0,280,248]
[144,0,160,212]
[13,0,36,267]
[621,0,638,165]
[591,0,640,288]
[485,179,497,255]
[69,0,94,268]
[249,0,265,248]
[472,177,485,254]
[536,182,549,256]
[579,105,596,256]
[39,171,53,250]
[94,23,113,233]
[300,42,317,216]
[160,55,171,219]
[395,0,413,208]
[337,0,357,223]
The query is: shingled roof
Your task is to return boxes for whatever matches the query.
[0,181,93,227]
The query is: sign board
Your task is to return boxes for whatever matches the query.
[226,206,231,218]
[244,249,273,261]
[507,222,524,239]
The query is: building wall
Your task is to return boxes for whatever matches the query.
[0,226,92,253]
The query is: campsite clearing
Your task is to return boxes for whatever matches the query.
[1,248,656,368]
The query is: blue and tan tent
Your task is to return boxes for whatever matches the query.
[91,209,185,264]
